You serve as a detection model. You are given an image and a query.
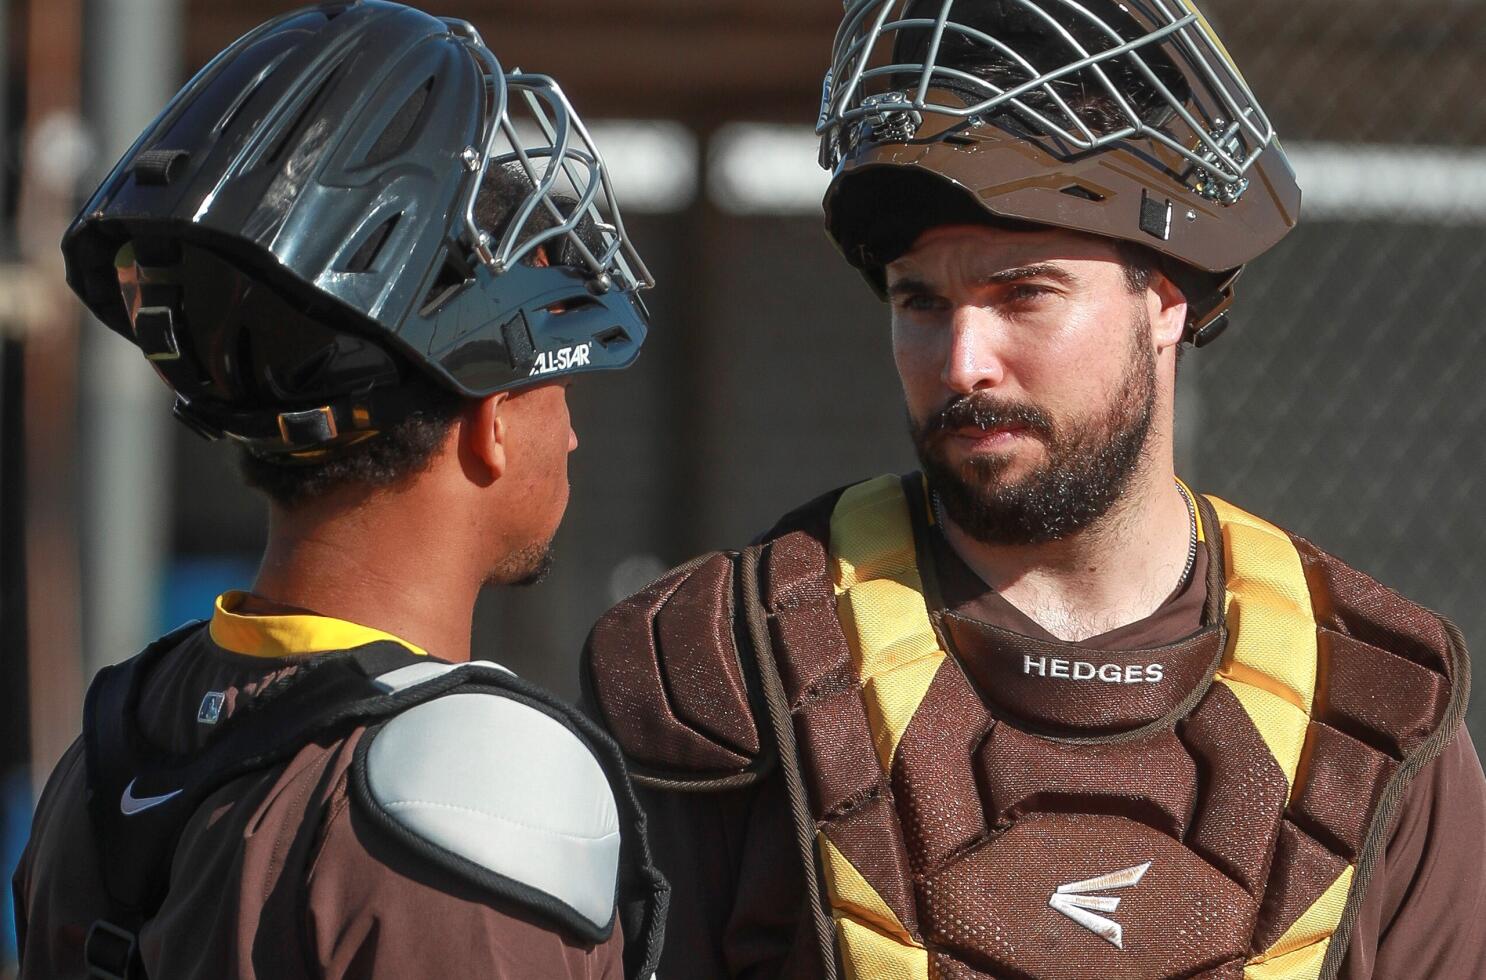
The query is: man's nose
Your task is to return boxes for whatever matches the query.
[941,305,1006,395]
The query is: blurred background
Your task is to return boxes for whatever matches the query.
[1,0,1484,970]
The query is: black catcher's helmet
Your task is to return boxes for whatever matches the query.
[63,0,653,456]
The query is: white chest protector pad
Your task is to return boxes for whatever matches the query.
[349,660,657,950]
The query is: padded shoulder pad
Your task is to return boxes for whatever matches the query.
[1289,532,1468,759]
[585,551,765,783]
[357,691,620,939]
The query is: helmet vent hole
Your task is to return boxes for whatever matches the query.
[215,45,300,138]
[343,214,401,273]
[1059,184,1105,203]
[261,65,344,169]
[594,326,629,348]
[364,77,434,167]
[419,251,474,315]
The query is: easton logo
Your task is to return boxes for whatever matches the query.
[529,343,592,377]
[1048,861,1152,949]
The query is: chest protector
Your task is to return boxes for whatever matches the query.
[587,475,1468,980]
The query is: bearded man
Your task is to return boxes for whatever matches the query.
[582,2,1486,979]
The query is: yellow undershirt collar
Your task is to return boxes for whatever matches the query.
[209,591,428,659]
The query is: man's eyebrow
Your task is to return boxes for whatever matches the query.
[976,263,1077,287]
[886,277,933,298]
[887,264,1076,297]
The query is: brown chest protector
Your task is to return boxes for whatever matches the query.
[585,475,1468,980]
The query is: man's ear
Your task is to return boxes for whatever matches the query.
[461,392,509,484]
[1147,269,1189,352]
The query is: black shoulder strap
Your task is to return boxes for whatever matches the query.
[738,541,844,980]
[83,632,427,925]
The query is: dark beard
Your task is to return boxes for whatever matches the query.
[912,320,1157,546]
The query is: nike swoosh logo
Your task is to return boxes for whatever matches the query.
[120,778,183,816]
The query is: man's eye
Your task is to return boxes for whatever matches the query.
[898,294,944,312]
[1007,284,1053,303]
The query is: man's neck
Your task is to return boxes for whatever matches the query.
[938,468,1194,642]
[251,496,482,663]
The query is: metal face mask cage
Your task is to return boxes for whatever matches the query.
[817,0,1277,206]
[452,20,652,297]
[398,20,654,404]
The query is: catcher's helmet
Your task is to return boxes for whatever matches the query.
[63,0,652,456]
[818,0,1302,345]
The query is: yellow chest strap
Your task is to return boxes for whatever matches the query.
[819,475,1347,980]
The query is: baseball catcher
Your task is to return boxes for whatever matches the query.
[584,2,1485,978]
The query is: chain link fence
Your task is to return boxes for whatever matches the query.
[1183,0,1486,741]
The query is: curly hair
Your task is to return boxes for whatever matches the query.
[237,378,465,508]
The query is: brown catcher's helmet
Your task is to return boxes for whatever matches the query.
[818,0,1302,345]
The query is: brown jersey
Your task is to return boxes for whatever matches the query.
[13,594,625,980]
[586,478,1486,980]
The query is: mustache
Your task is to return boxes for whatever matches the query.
[918,393,1055,441]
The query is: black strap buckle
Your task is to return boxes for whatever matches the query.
[133,304,182,362]
[1192,312,1232,348]
[84,919,143,980]
[277,405,339,445]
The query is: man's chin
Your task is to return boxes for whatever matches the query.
[507,556,553,588]
[487,542,556,589]
[950,447,1039,488]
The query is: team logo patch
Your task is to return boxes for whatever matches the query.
[529,343,592,377]
[1049,861,1152,949]
[197,691,226,725]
